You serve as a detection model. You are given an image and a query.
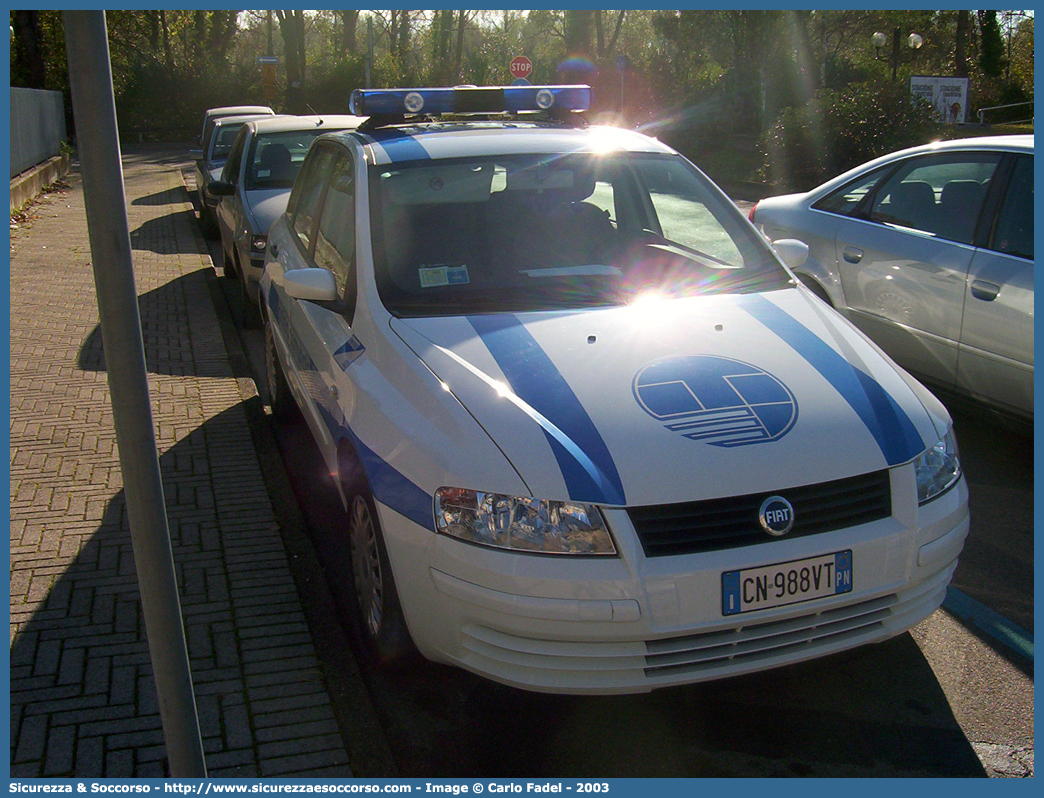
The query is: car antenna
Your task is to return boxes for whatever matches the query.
[306,104,323,125]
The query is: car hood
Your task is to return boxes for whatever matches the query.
[244,189,292,235]
[390,289,942,506]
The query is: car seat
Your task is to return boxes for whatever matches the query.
[937,179,986,244]
[258,143,293,185]
[882,180,936,232]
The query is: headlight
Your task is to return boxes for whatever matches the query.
[914,431,961,504]
[434,488,616,555]
[250,234,267,253]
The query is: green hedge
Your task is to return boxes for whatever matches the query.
[761,80,938,192]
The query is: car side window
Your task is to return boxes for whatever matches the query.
[868,153,1001,245]
[812,166,889,216]
[586,179,617,227]
[223,129,247,185]
[290,146,337,255]
[640,159,744,266]
[990,155,1033,261]
[313,152,358,318]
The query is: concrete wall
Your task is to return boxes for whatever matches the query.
[10,87,67,178]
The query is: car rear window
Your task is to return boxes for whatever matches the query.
[246,130,331,190]
[210,124,243,160]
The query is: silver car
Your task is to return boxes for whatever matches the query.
[750,135,1033,423]
[197,104,273,147]
[191,113,274,235]
[210,114,364,327]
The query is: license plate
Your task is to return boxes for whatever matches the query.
[722,551,852,616]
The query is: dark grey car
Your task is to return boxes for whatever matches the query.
[191,113,274,235]
[209,114,365,327]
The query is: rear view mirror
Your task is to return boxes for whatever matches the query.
[283,268,339,303]
[772,238,809,270]
[206,180,235,197]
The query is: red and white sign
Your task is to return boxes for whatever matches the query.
[509,56,533,80]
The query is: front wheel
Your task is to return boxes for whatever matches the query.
[348,494,417,666]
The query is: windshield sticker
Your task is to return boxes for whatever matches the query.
[419,265,470,288]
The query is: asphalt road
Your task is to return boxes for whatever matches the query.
[201,191,1033,778]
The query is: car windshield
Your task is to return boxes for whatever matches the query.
[245,129,329,190]
[369,152,790,316]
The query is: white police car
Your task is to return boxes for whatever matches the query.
[260,85,968,694]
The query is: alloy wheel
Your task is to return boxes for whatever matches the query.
[350,496,384,639]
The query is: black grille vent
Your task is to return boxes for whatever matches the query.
[629,470,892,557]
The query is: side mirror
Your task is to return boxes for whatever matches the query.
[283,268,339,303]
[207,180,235,197]
[772,238,809,270]
[189,149,204,160]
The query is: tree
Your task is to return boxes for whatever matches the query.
[454,11,470,82]
[206,10,239,65]
[978,11,1006,78]
[388,10,412,60]
[11,10,47,89]
[339,10,359,55]
[276,10,307,112]
[1006,15,1033,97]
[563,9,595,57]
[432,9,455,84]
[594,10,626,59]
[955,10,970,78]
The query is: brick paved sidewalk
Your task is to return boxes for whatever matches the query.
[9,147,354,777]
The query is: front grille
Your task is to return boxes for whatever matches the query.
[454,564,953,691]
[643,569,949,679]
[629,470,891,557]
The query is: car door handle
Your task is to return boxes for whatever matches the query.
[970,280,1000,301]
[842,246,863,264]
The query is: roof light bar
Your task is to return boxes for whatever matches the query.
[349,85,591,117]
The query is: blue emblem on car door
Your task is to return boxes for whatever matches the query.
[633,356,798,447]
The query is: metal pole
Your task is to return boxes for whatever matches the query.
[62,11,207,778]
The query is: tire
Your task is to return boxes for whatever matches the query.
[348,493,417,666]
[264,319,297,421]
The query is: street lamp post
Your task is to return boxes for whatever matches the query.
[873,27,923,81]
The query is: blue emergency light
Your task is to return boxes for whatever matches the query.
[349,85,591,118]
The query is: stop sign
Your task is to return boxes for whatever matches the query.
[509,56,533,80]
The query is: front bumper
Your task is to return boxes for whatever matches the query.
[380,466,970,694]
